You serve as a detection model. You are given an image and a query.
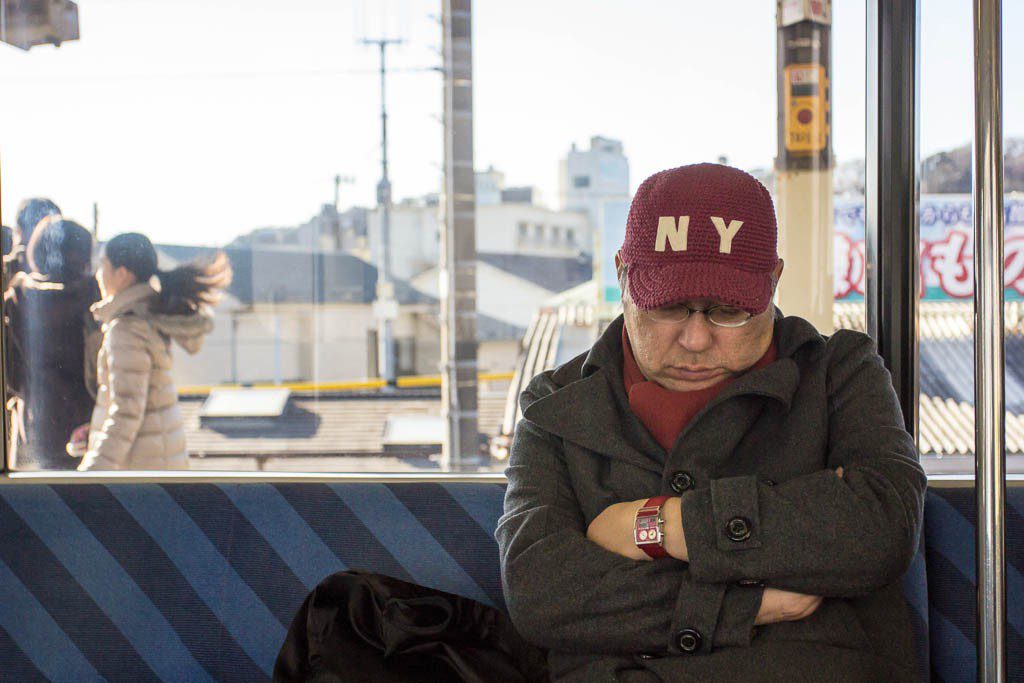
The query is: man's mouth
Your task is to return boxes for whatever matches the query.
[667,366,721,380]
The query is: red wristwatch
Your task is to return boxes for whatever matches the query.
[634,495,672,559]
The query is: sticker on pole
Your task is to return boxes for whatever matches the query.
[784,64,829,153]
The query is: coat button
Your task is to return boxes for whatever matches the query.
[764,479,776,486]
[670,471,695,493]
[676,628,703,653]
[726,517,753,542]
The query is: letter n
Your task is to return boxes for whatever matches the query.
[655,216,689,252]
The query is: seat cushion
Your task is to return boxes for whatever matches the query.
[0,482,507,682]
[925,486,1024,681]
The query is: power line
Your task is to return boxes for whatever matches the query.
[0,66,440,83]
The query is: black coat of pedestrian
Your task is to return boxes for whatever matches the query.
[4,271,101,469]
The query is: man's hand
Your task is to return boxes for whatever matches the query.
[587,500,648,561]
[754,588,823,626]
[749,471,834,626]
[586,497,688,561]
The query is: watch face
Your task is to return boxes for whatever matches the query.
[635,509,662,546]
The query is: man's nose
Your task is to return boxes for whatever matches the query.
[675,312,715,352]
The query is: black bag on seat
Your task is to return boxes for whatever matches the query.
[274,570,549,683]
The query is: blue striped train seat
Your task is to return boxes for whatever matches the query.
[0,482,506,682]
[924,487,1024,682]
[0,482,1010,682]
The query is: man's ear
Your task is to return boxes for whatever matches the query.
[772,258,784,283]
[614,251,623,272]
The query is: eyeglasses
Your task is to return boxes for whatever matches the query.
[641,303,754,328]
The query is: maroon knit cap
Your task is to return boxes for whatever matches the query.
[619,163,779,315]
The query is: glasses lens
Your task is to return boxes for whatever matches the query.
[646,304,690,323]
[708,306,751,327]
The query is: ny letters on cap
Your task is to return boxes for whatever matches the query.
[654,216,745,254]
[620,163,779,315]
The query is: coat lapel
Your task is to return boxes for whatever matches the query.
[523,366,665,474]
[523,318,665,473]
[704,356,800,412]
[697,308,821,415]
[666,311,823,467]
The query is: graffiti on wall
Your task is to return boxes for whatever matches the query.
[834,194,1024,300]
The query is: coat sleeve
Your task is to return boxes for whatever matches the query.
[82,315,103,401]
[79,319,152,470]
[679,331,926,597]
[3,287,25,398]
[496,378,764,656]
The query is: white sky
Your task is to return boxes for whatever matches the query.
[0,0,1019,246]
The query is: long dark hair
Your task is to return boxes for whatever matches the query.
[104,232,232,315]
[16,197,61,244]
[27,218,94,283]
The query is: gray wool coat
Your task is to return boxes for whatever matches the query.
[496,311,927,682]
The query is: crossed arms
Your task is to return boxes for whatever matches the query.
[495,334,926,656]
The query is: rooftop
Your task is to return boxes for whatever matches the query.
[183,387,508,463]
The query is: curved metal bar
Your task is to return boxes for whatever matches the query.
[974,0,1007,679]
[0,471,510,485]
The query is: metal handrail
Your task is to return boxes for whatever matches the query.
[974,0,1007,679]
[0,471,1017,487]
[0,471,509,485]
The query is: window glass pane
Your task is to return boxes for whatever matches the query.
[1,2,864,474]
[916,0,971,475]
[1005,1,1024,476]
[914,0,1020,475]
[489,3,865,466]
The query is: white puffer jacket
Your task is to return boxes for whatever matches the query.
[78,283,213,471]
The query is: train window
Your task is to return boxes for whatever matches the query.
[1,2,990,476]
[914,0,1022,475]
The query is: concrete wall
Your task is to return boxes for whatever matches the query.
[410,261,554,331]
[367,204,441,282]
[367,201,592,284]
[477,340,519,374]
[477,204,590,256]
[171,303,434,387]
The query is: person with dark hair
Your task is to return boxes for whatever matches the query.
[77,232,231,471]
[2,225,13,257]
[14,198,61,273]
[2,225,15,291]
[4,219,102,470]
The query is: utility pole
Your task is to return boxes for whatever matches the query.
[775,0,834,333]
[362,37,402,387]
[440,0,479,470]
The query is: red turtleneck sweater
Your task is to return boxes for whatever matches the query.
[622,326,777,452]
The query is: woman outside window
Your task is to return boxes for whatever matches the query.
[4,218,101,470]
[78,232,231,471]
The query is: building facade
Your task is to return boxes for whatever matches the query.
[559,135,630,235]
